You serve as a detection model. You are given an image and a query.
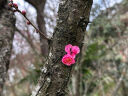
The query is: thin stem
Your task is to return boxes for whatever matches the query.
[9,1,50,40]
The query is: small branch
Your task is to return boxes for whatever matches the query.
[8,0,50,40]
[112,67,127,96]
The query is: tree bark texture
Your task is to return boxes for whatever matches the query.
[25,0,49,57]
[0,1,15,95]
[35,0,93,96]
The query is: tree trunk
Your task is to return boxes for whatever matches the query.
[34,0,93,96]
[0,0,15,95]
[25,0,49,57]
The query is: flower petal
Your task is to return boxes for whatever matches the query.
[62,54,75,66]
[71,46,80,55]
[65,44,72,54]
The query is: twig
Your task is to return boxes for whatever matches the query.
[8,0,50,40]
[112,67,127,96]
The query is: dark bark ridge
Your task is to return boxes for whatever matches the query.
[35,0,93,96]
[0,2,15,95]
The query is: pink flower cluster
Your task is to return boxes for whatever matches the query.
[62,44,80,66]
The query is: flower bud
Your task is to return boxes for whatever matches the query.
[27,21,31,25]
[21,10,26,15]
[13,3,18,8]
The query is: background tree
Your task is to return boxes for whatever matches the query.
[80,0,128,95]
[24,0,49,57]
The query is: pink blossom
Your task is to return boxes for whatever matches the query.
[71,46,80,55]
[71,53,76,58]
[62,44,80,66]
[21,10,26,15]
[65,44,72,54]
[62,54,75,66]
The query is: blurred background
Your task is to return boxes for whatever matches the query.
[4,0,128,96]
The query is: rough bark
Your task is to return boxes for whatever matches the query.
[34,0,93,96]
[0,1,15,95]
[25,0,49,57]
